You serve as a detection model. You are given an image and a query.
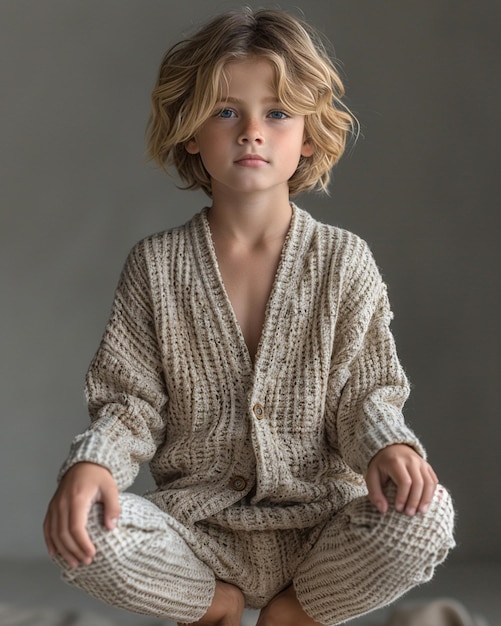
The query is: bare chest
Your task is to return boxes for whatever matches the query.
[216,246,281,363]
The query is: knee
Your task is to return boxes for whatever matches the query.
[50,501,111,577]
[54,502,121,580]
[399,484,455,556]
[417,484,456,568]
[357,483,454,547]
[57,495,148,583]
[362,484,455,579]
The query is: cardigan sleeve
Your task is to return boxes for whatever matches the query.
[332,239,426,476]
[58,240,168,491]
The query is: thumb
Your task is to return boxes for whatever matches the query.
[366,465,388,514]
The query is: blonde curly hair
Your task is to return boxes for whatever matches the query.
[147,8,357,197]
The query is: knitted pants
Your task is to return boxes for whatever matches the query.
[56,485,455,625]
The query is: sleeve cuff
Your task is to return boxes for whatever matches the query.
[355,421,427,475]
[57,429,135,491]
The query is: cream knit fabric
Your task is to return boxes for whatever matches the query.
[60,205,425,526]
[56,205,455,623]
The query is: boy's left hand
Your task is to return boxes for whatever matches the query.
[366,444,438,516]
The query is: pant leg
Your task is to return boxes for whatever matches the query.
[53,493,216,624]
[293,484,455,626]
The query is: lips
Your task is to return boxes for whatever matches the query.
[235,154,269,166]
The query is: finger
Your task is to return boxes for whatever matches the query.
[48,501,84,569]
[402,472,424,516]
[101,485,121,531]
[50,493,95,568]
[66,495,97,565]
[365,466,388,514]
[42,510,57,557]
[417,467,439,515]
[393,471,412,513]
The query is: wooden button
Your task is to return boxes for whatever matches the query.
[231,476,247,491]
[253,403,265,420]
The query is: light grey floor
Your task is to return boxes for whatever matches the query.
[0,558,499,625]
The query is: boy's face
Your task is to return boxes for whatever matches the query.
[185,58,313,199]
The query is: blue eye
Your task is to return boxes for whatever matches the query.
[217,108,235,118]
[268,110,288,119]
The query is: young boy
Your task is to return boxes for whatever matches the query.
[44,9,455,626]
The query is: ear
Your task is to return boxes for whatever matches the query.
[301,138,314,158]
[185,137,200,155]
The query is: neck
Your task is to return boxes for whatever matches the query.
[207,188,293,246]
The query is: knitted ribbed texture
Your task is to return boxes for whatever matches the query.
[55,488,455,623]
[56,206,455,622]
[60,205,425,529]
[294,484,456,625]
[57,494,215,623]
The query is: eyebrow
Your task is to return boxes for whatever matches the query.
[218,96,282,105]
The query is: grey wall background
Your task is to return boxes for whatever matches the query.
[1,1,499,562]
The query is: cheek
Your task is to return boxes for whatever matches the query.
[285,126,311,154]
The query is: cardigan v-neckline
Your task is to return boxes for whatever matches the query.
[193,204,308,373]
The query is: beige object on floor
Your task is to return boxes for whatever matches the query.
[386,598,489,626]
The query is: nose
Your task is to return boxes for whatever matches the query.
[237,116,264,144]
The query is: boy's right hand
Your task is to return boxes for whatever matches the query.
[43,462,120,569]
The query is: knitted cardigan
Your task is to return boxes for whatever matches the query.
[60,205,425,532]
